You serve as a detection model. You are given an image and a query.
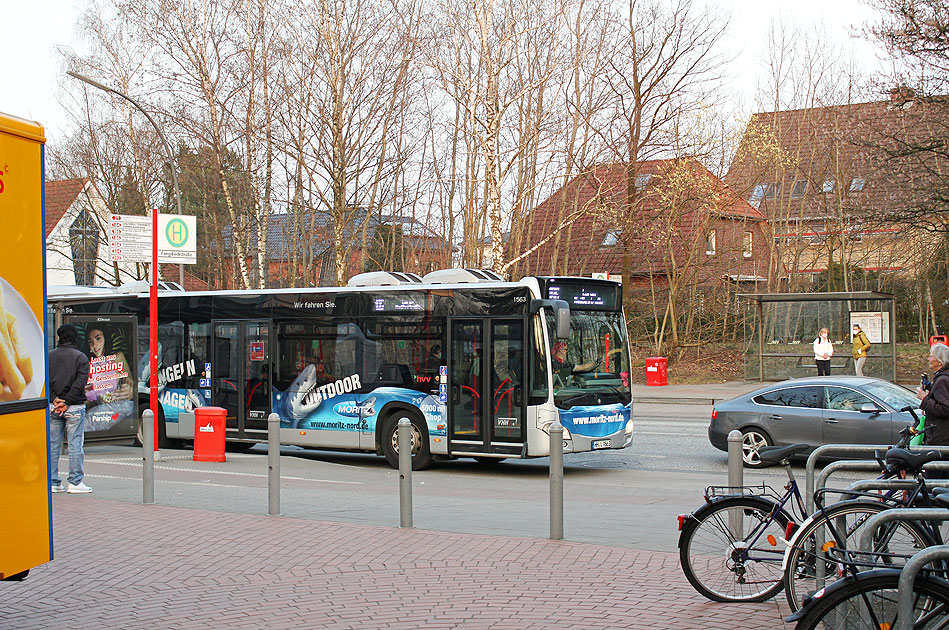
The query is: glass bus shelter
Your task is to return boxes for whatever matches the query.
[739,291,896,382]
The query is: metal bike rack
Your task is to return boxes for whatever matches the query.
[846,479,949,493]
[857,511,949,630]
[806,444,949,515]
[806,445,891,515]
[897,545,949,630]
[858,508,949,554]
[815,460,886,503]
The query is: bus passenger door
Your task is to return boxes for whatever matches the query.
[449,318,525,458]
[212,321,241,437]
[242,321,271,436]
[212,319,271,440]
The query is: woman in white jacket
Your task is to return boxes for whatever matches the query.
[813,327,834,376]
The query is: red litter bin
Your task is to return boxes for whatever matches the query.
[645,357,667,386]
[193,407,227,462]
[931,335,948,347]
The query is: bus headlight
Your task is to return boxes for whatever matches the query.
[624,419,634,435]
[540,420,571,440]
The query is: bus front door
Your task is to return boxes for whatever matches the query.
[449,319,525,458]
[212,320,272,440]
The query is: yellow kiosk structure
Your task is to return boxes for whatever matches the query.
[0,112,51,580]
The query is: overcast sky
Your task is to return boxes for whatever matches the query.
[1,0,884,144]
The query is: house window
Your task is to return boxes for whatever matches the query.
[849,177,866,192]
[705,229,716,255]
[748,183,766,208]
[763,183,781,200]
[69,209,99,285]
[634,174,652,190]
[821,178,835,193]
[791,180,808,198]
[742,231,753,258]
[601,230,621,246]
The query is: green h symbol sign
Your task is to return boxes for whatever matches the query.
[166,218,188,248]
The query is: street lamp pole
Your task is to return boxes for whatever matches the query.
[67,71,185,288]
[68,70,184,455]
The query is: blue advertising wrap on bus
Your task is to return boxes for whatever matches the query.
[273,384,447,437]
[558,403,630,438]
[159,388,211,421]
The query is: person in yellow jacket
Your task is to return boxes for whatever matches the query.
[852,324,871,376]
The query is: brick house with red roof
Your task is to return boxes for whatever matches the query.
[45,178,207,290]
[723,94,945,286]
[520,158,773,290]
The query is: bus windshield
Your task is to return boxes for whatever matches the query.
[546,310,631,409]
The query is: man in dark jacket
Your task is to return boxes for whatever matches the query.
[48,324,92,494]
[918,343,949,449]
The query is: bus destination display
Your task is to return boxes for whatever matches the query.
[546,281,619,310]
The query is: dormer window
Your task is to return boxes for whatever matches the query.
[791,180,808,198]
[69,209,99,285]
[749,183,766,207]
[822,179,835,193]
[601,230,621,246]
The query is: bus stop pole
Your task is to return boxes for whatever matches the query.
[268,413,281,517]
[142,409,154,504]
[398,419,413,528]
[550,421,564,540]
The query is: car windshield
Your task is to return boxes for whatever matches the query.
[862,381,918,412]
[546,310,631,409]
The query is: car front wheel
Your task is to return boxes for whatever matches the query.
[740,428,772,468]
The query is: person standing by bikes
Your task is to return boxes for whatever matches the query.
[917,343,949,442]
[917,343,949,480]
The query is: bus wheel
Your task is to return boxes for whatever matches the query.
[135,407,179,449]
[381,412,432,471]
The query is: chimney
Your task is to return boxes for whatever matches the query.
[889,86,916,105]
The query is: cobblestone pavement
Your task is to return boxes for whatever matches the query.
[1,496,791,629]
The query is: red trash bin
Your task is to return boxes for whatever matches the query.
[646,357,667,386]
[193,407,227,462]
[931,335,948,347]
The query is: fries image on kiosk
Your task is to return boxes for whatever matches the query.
[0,286,33,401]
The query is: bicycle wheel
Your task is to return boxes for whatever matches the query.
[784,500,933,612]
[679,495,790,602]
[792,569,949,630]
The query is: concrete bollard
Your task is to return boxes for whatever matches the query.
[142,409,155,505]
[268,413,282,517]
[398,418,413,528]
[727,430,743,537]
[550,421,564,540]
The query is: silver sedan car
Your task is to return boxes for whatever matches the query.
[708,377,921,467]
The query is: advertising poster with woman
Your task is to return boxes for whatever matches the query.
[70,317,138,432]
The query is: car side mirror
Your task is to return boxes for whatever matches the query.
[859,403,881,414]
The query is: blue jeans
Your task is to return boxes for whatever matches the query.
[49,403,86,486]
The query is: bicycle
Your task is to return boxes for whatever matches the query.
[782,445,945,612]
[787,542,949,629]
[678,443,811,602]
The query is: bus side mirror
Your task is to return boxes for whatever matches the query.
[529,299,570,339]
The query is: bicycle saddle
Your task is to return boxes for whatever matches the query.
[884,447,942,474]
[757,443,810,465]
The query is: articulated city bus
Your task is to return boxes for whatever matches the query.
[48,269,633,469]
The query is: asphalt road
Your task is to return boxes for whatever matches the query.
[75,402,865,553]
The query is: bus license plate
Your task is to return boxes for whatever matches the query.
[592,439,611,450]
